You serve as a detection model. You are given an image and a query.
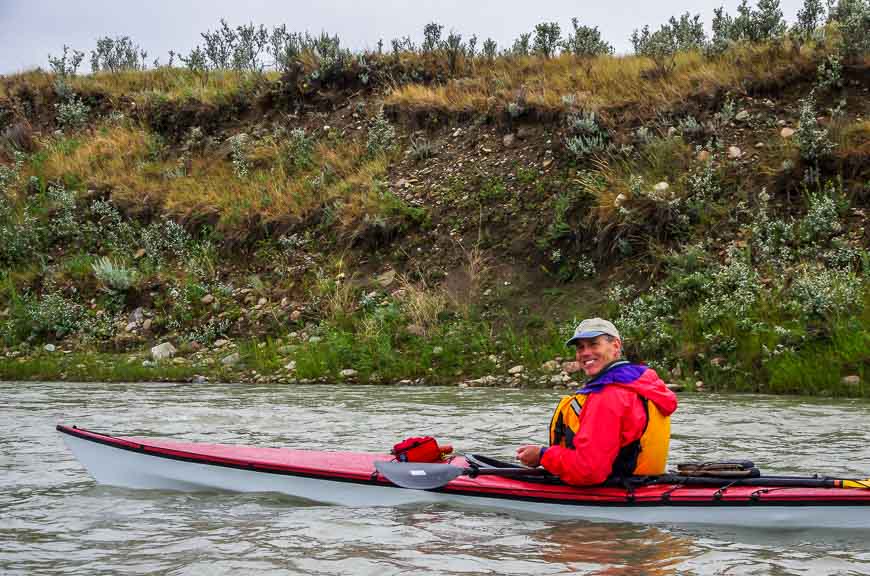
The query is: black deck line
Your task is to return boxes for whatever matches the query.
[57,425,870,508]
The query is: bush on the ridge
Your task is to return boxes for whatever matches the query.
[562,17,613,71]
[831,0,870,58]
[792,0,827,43]
[709,0,787,54]
[91,36,147,73]
[632,13,706,75]
[533,22,562,58]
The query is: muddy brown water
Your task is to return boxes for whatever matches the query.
[2,381,870,575]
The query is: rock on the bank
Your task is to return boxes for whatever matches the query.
[221,352,241,366]
[541,360,560,373]
[151,342,176,361]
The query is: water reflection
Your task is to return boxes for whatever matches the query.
[533,522,691,575]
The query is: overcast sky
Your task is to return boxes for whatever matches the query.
[1,0,808,75]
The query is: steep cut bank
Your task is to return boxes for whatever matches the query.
[1,38,868,395]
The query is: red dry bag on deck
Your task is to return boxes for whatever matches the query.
[391,436,453,462]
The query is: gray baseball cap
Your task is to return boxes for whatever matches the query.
[566,318,621,346]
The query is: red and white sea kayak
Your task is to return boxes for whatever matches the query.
[57,425,870,529]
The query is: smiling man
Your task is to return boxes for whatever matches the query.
[516,318,677,485]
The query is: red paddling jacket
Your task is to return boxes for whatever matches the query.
[540,361,678,486]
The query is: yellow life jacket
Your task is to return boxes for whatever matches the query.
[548,391,671,477]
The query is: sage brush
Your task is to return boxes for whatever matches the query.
[92,256,138,291]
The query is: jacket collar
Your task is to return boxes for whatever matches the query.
[577,360,636,393]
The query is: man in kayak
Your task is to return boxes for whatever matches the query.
[516,318,678,485]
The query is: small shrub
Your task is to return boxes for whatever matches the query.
[576,255,597,278]
[511,33,532,56]
[792,0,827,42]
[631,26,678,76]
[798,188,843,244]
[367,109,395,155]
[408,137,435,161]
[228,133,251,179]
[533,22,562,58]
[46,183,78,240]
[565,110,610,158]
[566,133,608,158]
[0,185,42,266]
[92,256,138,291]
[0,150,25,193]
[90,200,137,256]
[796,91,835,162]
[188,316,233,345]
[788,265,863,318]
[442,31,465,75]
[141,217,193,265]
[91,36,146,72]
[748,188,795,267]
[48,45,85,77]
[687,160,721,199]
[55,95,90,131]
[482,38,498,60]
[285,128,314,171]
[716,97,737,126]
[677,116,704,137]
[816,54,843,90]
[422,22,444,53]
[562,18,613,58]
[24,288,83,338]
[632,12,705,75]
[697,252,762,326]
[833,0,870,59]
[507,101,524,118]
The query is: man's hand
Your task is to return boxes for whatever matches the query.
[516,445,544,467]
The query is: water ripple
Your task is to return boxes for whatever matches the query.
[2,382,870,575]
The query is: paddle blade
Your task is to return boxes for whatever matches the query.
[375,461,465,490]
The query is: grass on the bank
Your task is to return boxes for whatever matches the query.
[0,68,277,104]
[765,322,870,396]
[0,351,204,382]
[387,43,818,116]
[284,323,566,384]
[24,124,403,238]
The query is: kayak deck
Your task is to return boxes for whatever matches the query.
[57,425,870,528]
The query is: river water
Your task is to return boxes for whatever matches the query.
[2,381,870,575]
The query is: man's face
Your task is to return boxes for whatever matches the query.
[574,335,622,376]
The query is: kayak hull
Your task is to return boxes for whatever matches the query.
[58,425,870,529]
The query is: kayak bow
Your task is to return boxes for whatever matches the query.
[57,424,870,529]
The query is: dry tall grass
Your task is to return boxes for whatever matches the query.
[395,273,448,334]
[69,68,280,102]
[0,68,276,104]
[387,43,817,119]
[27,124,391,238]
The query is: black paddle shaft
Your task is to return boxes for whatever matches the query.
[374,461,548,490]
[374,461,849,491]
